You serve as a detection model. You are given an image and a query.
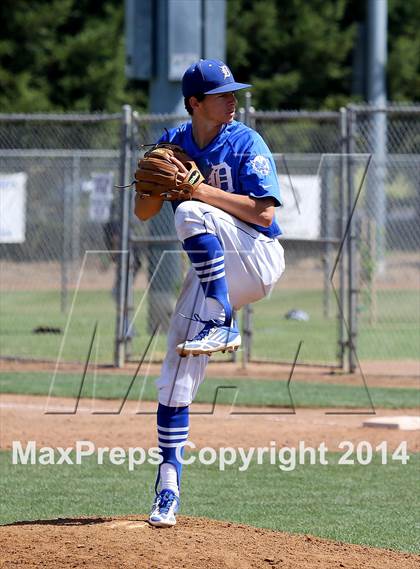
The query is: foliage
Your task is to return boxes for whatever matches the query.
[227,0,356,109]
[0,0,146,112]
[227,0,420,109]
[387,0,420,102]
[0,0,418,112]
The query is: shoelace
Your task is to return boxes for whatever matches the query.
[158,491,177,514]
[193,321,219,341]
[179,312,224,342]
[179,312,219,325]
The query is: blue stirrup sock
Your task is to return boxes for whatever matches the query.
[183,233,232,325]
[156,403,189,494]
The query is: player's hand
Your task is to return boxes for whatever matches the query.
[169,155,190,185]
[134,143,204,202]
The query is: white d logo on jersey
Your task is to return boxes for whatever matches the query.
[250,155,270,176]
[220,65,231,79]
[208,163,234,193]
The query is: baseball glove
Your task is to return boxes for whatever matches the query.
[135,143,204,201]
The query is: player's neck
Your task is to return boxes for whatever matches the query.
[191,119,225,149]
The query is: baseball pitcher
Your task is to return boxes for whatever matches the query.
[134,59,285,527]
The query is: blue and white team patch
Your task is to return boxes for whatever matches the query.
[250,155,270,176]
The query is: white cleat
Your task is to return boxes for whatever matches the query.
[148,489,179,528]
[176,320,241,357]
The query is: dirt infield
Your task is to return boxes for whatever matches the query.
[1,360,418,455]
[1,394,419,453]
[1,516,419,569]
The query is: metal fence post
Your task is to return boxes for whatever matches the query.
[72,155,81,264]
[321,156,333,319]
[125,118,139,361]
[346,107,358,373]
[61,166,72,314]
[338,108,347,370]
[241,91,253,368]
[114,105,132,367]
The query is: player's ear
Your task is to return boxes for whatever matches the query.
[189,96,201,112]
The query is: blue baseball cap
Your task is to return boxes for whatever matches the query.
[182,59,251,99]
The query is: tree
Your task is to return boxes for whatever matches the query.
[387,0,420,101]
[0,0,418,112]
[0,0,146,112]
[227,0,355,110]
[227,0,420,109]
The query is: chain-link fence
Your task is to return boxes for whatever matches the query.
[1,106,418,373]
[0,113,124,365]
[236,110,345,367]
[345,105,420,372]
[131,112,186,333]
[126,109,346,369]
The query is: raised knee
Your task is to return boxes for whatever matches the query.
[174,201,190,238]
[174,201,205,241]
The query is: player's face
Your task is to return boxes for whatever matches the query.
[197,92,237,124]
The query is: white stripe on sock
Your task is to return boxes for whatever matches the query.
[158,433,189,441]
[191,255,224,268]
[157,426,189,433]
[200,271,225,283]
[195,262,224,276]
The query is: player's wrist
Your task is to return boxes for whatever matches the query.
[195,182,218,197]
[193,182,208,199]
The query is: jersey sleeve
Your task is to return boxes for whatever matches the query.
[238,134,282,207]
[156,123,188,145]
[157,130,170,144]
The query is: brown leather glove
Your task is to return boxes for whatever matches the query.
[135,143,204,201]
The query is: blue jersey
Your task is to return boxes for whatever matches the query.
[159,120,282,238]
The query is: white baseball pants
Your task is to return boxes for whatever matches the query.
[155,201,285,407]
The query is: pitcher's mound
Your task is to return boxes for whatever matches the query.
[1,515,418,568]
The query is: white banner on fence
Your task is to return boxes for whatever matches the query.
[276,175,320,239]
[89,172,114,223]
[0,173,27,243]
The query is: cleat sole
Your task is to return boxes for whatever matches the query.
[176,338,241,357]
[148,519,176,528]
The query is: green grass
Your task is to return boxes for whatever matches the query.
[0,288,418,364]
[0,450,418,553]
[0,371,418,409]
[0,290,117,364]
[253,288,419,362]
